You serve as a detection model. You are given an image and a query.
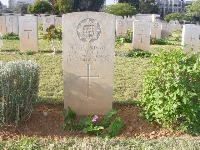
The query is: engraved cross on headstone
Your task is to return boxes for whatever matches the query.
[138,30,148,43]
[24,30,32,39]
[188,35,195,44]
[78,64,99,98]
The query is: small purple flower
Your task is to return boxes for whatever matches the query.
[174,77,179,82]
[92,115,98,122]
[193,51,198,55]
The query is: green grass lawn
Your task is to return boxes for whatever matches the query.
[0,31,200,149]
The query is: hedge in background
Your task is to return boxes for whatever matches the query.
[140,49,200,135]
[0,60,39,125]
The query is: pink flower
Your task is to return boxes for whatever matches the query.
[92,115,98,122]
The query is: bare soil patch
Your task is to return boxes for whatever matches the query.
[0,103,191,141]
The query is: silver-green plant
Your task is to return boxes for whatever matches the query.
[0,60,39,125]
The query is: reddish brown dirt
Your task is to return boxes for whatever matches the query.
[0,104,190,141]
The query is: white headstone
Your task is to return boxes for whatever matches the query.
[181,24,200,53]
[43,15,55,34]
[0,33,3,51]
[19,16,38,52]
[161,22,173,38]
[132,20,151,51]
[0,15,6,34]
[62,12,115,115]
[116,18,133,36]
[151,22,161,39]
[55,16,62,27]
[6,15,19,35]
[174,20,182,31]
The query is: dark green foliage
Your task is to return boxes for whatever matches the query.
[54,0,73,14]
[0,61,39,125]
[107,117,124,137]
[2,33,19,40]
[139,0,159,14]
[14,3,29,14]
[127,49,152,58]
[164,13,189,22]
[118,0,140,11]
[28,0,52,14]
[115,30,132,47]
[63,108,123,137]
[62,107,78,131]
[150,38,170,45]
[103,3,138,17]
[140,49,200,135]
[73,0,105,11]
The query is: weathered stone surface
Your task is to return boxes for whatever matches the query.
[62,12,115,115]
[19,16,38,52]
[43,15,55,34]
[151,22,161,39]
[181,24,200,53]
[6,15,19,35]
[161,22,173,38]
[0,15,6,34]
[55,16,62,27]
[132,20,151,51]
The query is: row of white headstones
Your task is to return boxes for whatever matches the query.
[0,14,200,53]
[0,12,200,115]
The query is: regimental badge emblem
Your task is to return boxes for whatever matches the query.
[77,18,101,43]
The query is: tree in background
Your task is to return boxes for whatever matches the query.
[14,3,29,14]
[139,0,159,14]
[73,0,105,11]
[0,1,3,9]
[103,3,138,17]
[164,13,189,22]
[54,0,73,14]
[186,0,200,22]
[118,0,140,11]
[28,0,52,14]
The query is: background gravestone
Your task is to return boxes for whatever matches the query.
[43,15,55,34]
[116,19,128,36]
[55,16,62,27]
[19,16,38,52]
[62,12,115,115]
[181,24,200,53]
[6,15,19,35]
[132,20,151,51]
[161,22,172,38]
[151,22,161,39]
[0,15,6,34]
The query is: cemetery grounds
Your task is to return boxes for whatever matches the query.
[0,30,199,149]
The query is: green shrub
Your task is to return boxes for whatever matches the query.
[115,30,133,48]
[0,60,39,125]
[103,3,138,17]
[140,49,200,135]
[127,49,152,58]
[150,38,170,45]
[63,108,123,138]
[164,13,189,22]
[2,33,19,40]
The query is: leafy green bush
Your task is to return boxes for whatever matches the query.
[103,3,138,17]
[150,38,170,45]
[115,29,133,48]
[63,107,123,138]
[0,60,39,125]
[164,13,189,22]
[140,49,200,135]
[2,33,19,40]
[43,25,62,53]
[127,49,152,58]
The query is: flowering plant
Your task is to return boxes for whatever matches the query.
[63,108,123,137]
